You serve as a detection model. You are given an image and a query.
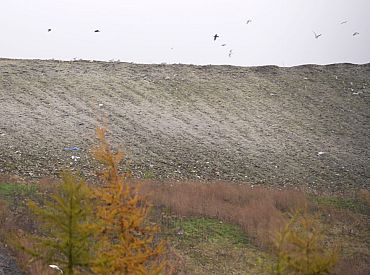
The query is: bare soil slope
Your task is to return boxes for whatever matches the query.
[0,59,369,192]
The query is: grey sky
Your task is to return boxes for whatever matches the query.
[1,0,369,66]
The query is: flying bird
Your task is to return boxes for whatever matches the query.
[221,44,226,47]
[213,34,219,41]
[340,20,348,24]
[228,49,233,58]
[94,29,100,33]
[353,32,359,36]
[246,19,252,24]
[313,31,322,39]
[48,28,52,32]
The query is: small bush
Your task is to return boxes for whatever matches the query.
[272,209,339,275]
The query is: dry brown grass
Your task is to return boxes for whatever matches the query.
[0,174,27,184]
[2,174,368,274]
[358,189,370,209]
[334,252,370,275]
[0,199,52,274]
[9,232,53,275]
[139,180,307,247]
[0,199,18,243]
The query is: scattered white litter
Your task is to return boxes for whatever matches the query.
[352,92,360,95]
[98,103,103,107]
[71,156,80,161]
[0,133,5,136]
[303,77,308,80]
[49,264,63,274]
[350,82,353,86]
[317,152,325,156]
[334,75,338,79]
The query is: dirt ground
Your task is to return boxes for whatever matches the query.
[0,243,23,275]
[0,58,369,194]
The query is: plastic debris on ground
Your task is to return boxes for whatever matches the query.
[71,156,80,161]
[64,147,80,151]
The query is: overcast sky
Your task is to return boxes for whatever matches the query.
[1,0,369,67]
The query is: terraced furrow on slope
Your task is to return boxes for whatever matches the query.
[0,59,369,193]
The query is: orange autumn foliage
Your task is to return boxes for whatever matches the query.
[91,127,166,274]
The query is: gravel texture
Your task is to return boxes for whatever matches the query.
[0,58,369,193]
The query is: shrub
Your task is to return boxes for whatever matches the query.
[272,209,339,275]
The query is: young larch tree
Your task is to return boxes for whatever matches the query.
[91,127,166,274]
[27,171,96,275]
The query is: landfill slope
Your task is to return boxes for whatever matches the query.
[0,59,369,193]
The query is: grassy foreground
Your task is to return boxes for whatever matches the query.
[0,175,369,274]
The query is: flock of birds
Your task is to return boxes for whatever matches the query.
[211,18,360,58]
[46,18,360,60]
[212,34,233,58]
[48,28,100,33]
[211,19,253,58]
[312,20,360,39]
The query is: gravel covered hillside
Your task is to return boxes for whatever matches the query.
[0,58,369,192]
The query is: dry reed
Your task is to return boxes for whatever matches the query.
[139,180,307,247]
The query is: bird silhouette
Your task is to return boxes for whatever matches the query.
[353,32,359,36]
[213,34,219,41]
[340,20,348,24]
[48,28,52,32]
[228,49,233,58]
[246,19,252,24]
[94,29,100,33]
[221,44,226,47]
[313,31,322,39]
